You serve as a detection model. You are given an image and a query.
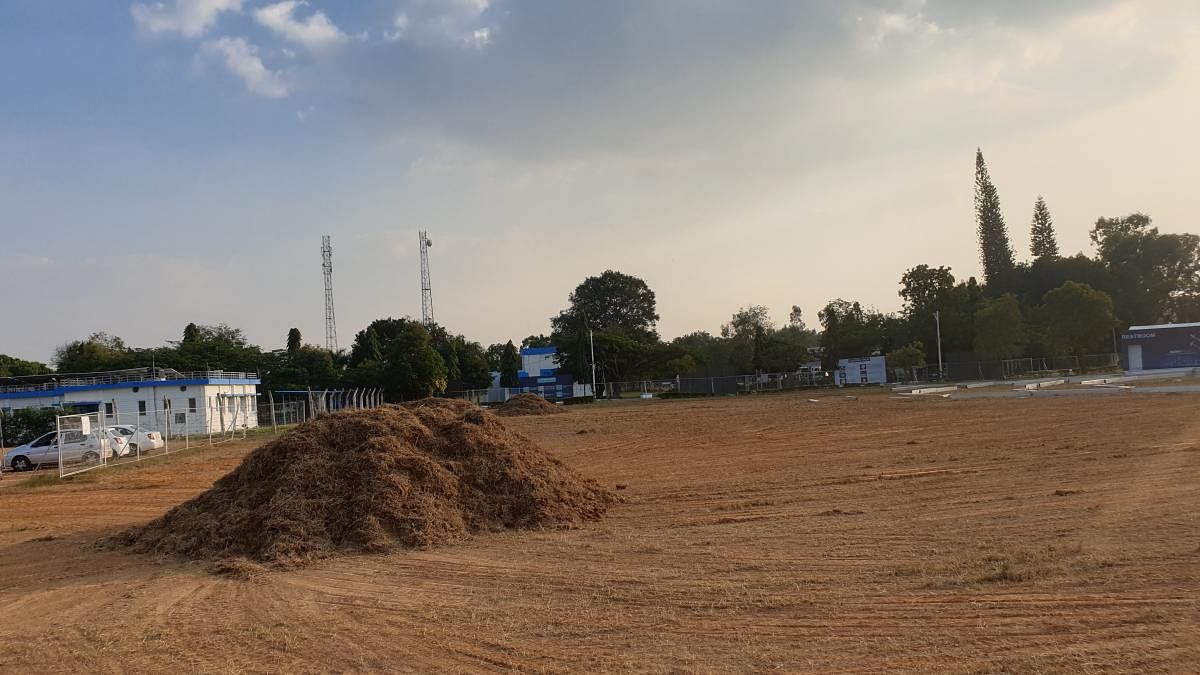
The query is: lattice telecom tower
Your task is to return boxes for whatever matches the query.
[418,230,435,326]
[321,235,338,352]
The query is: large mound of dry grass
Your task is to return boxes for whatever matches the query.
[110,399,612,569]
[495,393,568,417]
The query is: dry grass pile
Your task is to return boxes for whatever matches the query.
[110,399,612,568]
[496,393,568,417]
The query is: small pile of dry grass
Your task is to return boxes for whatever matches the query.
[108,399,612,569]
[495,393,568,417]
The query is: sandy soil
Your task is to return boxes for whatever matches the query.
[1,392,1197,673]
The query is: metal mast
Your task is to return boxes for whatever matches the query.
[322,235,338,352]
[419,230,434,326]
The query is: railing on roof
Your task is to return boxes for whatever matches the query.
[0,368,257,394]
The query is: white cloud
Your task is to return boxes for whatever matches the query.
[254,1,345,50]
[130,0,243,38]
[859,9,944,51]
[202,37,289,97]
[388,0,493,48]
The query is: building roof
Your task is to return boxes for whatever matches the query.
[0,367,259,399]
[519,346,558,356]
[1127,322,1200,331]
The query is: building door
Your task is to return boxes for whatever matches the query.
[1128,344,1143,371]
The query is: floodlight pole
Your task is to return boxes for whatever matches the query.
[588,328,597,399]
[934,310,944,380]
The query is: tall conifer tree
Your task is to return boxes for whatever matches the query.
[975,149,1015,284]
[1029,195,1059,260]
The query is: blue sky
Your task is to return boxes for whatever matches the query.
[2,1,1199,363]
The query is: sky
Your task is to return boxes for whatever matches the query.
[2,0,1199,364]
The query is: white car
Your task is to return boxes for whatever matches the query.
[105,425,165,455]
[4,429,128,471]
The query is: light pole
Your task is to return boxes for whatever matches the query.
[588,328,598,399]
[934,310,944,380]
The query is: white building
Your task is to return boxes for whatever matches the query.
[0,368,260,436]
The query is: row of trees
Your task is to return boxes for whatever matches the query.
[29,319,495,402]
[4,150,1196,392]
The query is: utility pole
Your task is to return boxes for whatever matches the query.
[934,310,944,380]
[589,328,597,399]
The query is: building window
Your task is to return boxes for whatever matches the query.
[132,386,139,393]
[175,412,186,425]
[138,400,147,416]
[104,402,113,417]
[179,385,187,391]
[188,398,197,413]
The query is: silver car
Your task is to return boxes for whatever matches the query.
[4,429,128,471]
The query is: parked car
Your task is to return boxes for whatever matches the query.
[104,425,165,455]
[4,429,128,471]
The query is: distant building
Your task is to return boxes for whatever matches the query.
[0,368,260,435]
[1119,323,1200,371]
[483,347,591,402]
[516,346,591,400]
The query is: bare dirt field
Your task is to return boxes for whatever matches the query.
[1,392,1198,673]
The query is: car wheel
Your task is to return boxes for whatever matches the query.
[128,443,139,452]
[11,456,31,472]
[82,451,99,462]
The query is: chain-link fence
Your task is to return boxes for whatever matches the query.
[3,390,387,479]
[442,353,1122,402]
[908,353,1120,383]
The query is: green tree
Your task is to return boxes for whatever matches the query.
[788,305,807,331]
[499,341,521,387]
[434,336,462,390]
[286,328,302,353]
[365,327,384,362]
[975,149,1015,286]
[454,337,493,390]
[721,305,773,372]
[899,265,956,318]
[1041,282,1118,355]
[54,332,133,372]
[521,334,552,349]
[886,342,926,378]
[182,322,201,343]
[1090,213,1200,324]
[1030,195,1059,261]
[0,407,66,446]
[0,354,51,378]
[346,318,447,399]
[669,332,735,371]
[818,299,888,369]
[552,270,659,338]
[665,354,698,375]
[269,345,338,391]
[168,324,262,372]
[484,343,506,372]
[550,270,660,383]
[973,294,1026,359]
